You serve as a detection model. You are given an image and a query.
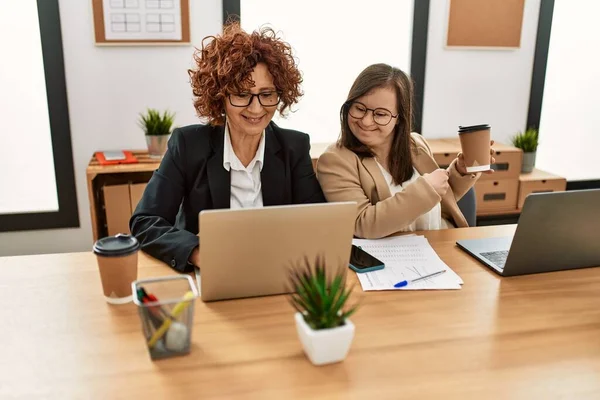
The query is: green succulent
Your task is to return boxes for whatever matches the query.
[289,256,358,330]
[511,127,539,152]
[138,109,175,136]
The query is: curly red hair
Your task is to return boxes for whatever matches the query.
[188,23,303,126]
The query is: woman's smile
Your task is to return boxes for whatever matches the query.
[242,114,266,125]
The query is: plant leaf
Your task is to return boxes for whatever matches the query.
[511,127,539,152]
[286,254,360,330]
[138,108,175,136]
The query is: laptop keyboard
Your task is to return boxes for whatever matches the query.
[481,250,509,269]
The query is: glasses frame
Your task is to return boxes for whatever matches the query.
[228,91,282,108]
[346,101,399,126]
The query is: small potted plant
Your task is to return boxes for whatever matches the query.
[288,256,358,366]
[138,109,175,159]
[511,127,539,173]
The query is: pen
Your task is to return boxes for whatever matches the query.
[394,269,447,288]
[138,287,168,320]
[146,292,171,319]
[137,289,164,329]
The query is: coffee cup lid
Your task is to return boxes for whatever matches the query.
[93,233,140,257]
[458,124,490,134]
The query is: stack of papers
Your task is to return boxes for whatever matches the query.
[352,235,463,291]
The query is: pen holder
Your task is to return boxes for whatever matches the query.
[132,275,199,360]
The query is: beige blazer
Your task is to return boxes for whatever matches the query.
[316,132,480,238]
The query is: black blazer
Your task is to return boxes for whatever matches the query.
[130,122,326,272]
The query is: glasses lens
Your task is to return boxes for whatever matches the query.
[348,102,367,119]
[258,92,280,106]
[373,109,392,125]
[230,93,251,107]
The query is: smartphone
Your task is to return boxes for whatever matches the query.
[102,150,126,161]
[349,245,385,273]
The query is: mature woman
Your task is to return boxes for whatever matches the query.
[317,63,494,239]
[130,23,325,272]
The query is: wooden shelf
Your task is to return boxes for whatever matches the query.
[86,151,160,242]
[518,167,565,182]
[86,150,161,176]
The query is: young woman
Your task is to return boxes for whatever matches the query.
[317,63,494,238]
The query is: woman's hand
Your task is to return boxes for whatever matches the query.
[456,140,496,175]
[424,169,450,197]
[189,247,200,267]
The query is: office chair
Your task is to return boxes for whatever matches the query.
[457,187,477,227]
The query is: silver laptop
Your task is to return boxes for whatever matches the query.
[197,202,356,301]
[457,189,600,276]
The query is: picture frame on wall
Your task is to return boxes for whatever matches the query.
[446,0,525,49]
[91,0,190,46]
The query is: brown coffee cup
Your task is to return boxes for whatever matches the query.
[458,124,491,173]
[93,233,140,304]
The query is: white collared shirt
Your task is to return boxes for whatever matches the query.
[223,123,265,209]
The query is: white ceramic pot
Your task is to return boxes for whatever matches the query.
[294,312,355,366]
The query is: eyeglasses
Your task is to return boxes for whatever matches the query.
[347,101,398,126]
[228,91,281,107]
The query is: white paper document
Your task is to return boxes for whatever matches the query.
[352,235,462,291]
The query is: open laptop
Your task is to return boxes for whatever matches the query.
[457,189,600,276]
[197,202,356,301]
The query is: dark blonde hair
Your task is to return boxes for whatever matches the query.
[339,63,414,185]
[188,23,303,126]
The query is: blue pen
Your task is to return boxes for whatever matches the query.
[394,269,447,288]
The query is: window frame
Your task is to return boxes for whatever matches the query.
[0,0,79,232]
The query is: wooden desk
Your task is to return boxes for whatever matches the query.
[2,225,600,399]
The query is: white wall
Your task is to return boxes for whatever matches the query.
[0,0,222,256]
[536,1,600,181]
[421,0,540,146]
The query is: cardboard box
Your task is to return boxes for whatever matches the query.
[103,183,148,237]
[482,142,523,181]
[475,178,519,213]
[518,169,566,209]
[427,138,461,169]
[129,183,147,213]
[427,138,523,180]
[103,184,132,236]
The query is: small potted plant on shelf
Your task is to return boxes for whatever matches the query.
[288,256,358,366]
[138,108,175,159]
[511,127,539,173]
